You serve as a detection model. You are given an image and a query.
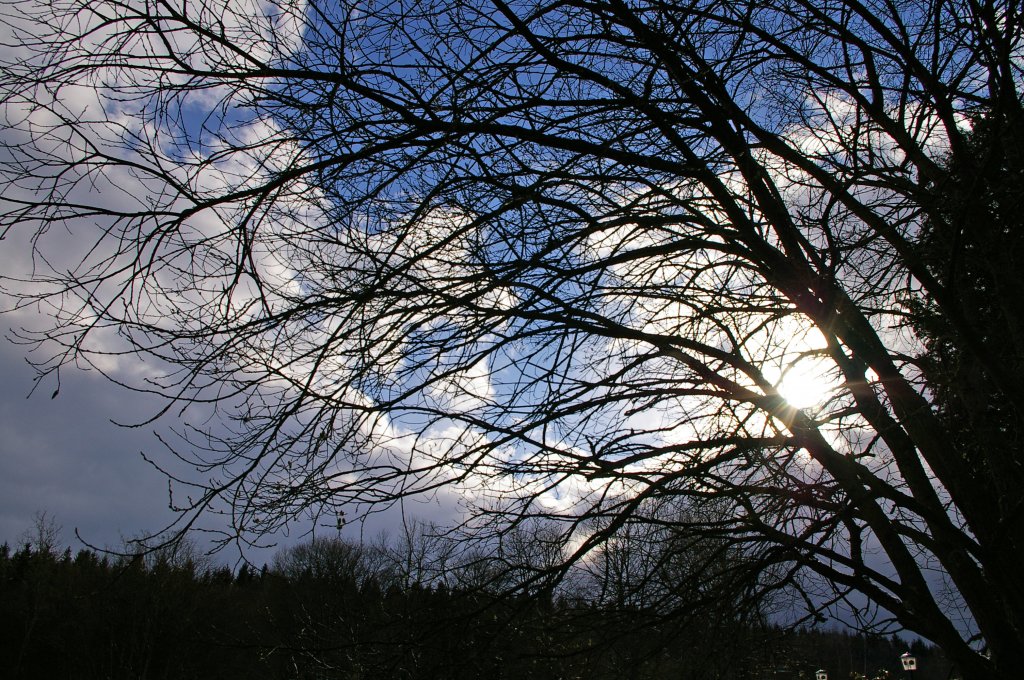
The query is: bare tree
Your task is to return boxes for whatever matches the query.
[1,0,1021,677]
[377,518,457,590]
[19,511,62,556]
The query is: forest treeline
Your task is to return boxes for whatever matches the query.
[0,531,946,680]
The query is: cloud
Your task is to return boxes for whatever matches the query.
[0,330,178,550]
[0,0,323,554]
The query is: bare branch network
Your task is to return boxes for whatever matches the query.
[1,1,1021,677]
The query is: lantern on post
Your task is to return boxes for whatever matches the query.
[900,652,917,677]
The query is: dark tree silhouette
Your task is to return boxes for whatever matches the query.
[0,528,808,680]
[1,1,1021,677]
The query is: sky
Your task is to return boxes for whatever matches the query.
[0,0,873,560]
[0,307,458,563]
[0,321,180,553]
[0,328,448,562]
[0,0,471,565]
[0,0,308,561]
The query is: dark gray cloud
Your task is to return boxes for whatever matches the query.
[0,322,461,561]
[0,327,178,551]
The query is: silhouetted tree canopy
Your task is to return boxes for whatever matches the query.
[0,531,951,680]
[913,110,1024,509]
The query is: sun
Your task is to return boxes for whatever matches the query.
[777,359,834,410]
